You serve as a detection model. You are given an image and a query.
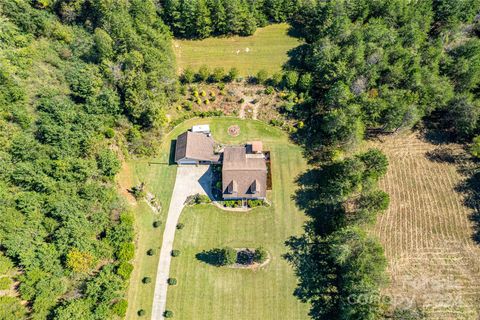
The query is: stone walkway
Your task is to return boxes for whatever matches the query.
[151,165,212,320]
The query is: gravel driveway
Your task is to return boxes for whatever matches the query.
[151,165,212,320]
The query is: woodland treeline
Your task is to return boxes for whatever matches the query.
[284,0,480,319]
[0,0,175,318]
[160,0,301,38]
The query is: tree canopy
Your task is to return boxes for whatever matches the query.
[0,0,174,317]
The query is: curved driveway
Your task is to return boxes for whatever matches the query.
[151,165,212,320]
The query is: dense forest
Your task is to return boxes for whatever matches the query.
[160,0,301,38]
[0,0,175,318]
[3,0,480,319]
[290,0,480,159]
[284,0,480,319]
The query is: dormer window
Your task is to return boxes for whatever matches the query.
[227,180,238,194]
[251,179,260,194]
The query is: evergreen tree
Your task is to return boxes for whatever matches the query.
[195,0,212,38]
[179,0,197,38]
[208,0,227,35]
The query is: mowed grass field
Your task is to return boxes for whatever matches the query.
[371,133,480,319]
[173,23,302,76]
[121,154,177,317]
[163,118,310,319]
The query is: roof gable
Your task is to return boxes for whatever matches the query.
[222,146,267,199]
[175,131,219,162]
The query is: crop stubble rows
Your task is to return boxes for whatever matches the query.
[372,133,480,319]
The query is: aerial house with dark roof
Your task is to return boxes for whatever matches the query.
[174,127,267,200]
[174,131,220,165]
[222,145,267,200]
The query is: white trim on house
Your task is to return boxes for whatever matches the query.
[177,158,198,165]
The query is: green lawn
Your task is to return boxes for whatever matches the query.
[164,118,310,319]
[173,24,302,76]
[124,163,176,318]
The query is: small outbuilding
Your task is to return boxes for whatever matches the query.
[191,124,211,134]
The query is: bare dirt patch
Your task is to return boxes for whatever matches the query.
[370,132,480,319]
[116,162,137,206]
[168,82,297,130]
[228,125,240,137]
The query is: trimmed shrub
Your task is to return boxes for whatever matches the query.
[142,277,151,284]
[147,249,156,256]
[138,309,146,316]
[226,67,239,82]
[164,310,174,318]
[167,278,177,285]
[183,101,193,111]
[254,247,268,263]
[171,250,180,257]
[224,200,243,208]
[247,199,265,208]
[153,220,161,228]
[210,67,225,82]
[196,65,209,82]
[256,69,268,84]
[283,70,299,89]
[269,72,283,87]
[182,68,195,83]
[186,193,211,205]
[176,223,184,230]
[237,249,255,265]
[222,247,237,265]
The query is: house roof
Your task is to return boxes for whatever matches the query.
[222,146,267,199]
[174,131,220,162]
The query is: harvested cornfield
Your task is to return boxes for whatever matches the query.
[371,132,480,319]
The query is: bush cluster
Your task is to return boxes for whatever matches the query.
[246,200,267,208]
[223,200,243,208]
[185,193,212,205]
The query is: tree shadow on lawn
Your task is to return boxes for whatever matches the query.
[195,249,224,267]
[420,137,480,245]
[284,44,310,70]
[292,167,346,237]
[168,140,177,165]
[455,162,480,244]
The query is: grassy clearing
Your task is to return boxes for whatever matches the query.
[122,143,177,318]
[165,118,310,319]
[173,24,302,76]
[370,132,480,319]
